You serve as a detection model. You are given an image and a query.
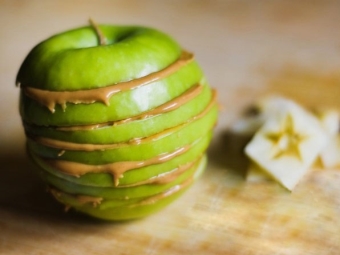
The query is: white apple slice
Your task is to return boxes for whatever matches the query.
[245,101,329,191]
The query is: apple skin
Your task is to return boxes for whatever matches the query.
[16,26,181,90]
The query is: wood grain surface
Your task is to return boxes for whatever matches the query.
[1,1,340,254]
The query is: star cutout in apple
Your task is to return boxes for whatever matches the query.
[264,114,309,161]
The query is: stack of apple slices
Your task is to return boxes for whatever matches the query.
[238,96,340,191]
[17,25,218,220]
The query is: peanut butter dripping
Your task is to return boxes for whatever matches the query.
[49,175,193,209]
[129,176,193,207]
[30,88,216,152]
[29,123,185,151]
[110,83,203,126]
[23,51,193,113]
[49,187,103,207]
[52,83,203,131]
[118,157,199,187]
[29,89,217,151]
[42,145,190,186]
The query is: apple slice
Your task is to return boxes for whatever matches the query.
[29,131,212,188]
[26,101,217,166]
[20,59,205,126]
[47,155,206,221]
[23,83,214,144]
[245,101,328,190]
[33,153,205,200]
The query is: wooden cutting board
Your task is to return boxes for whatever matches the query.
[1,1,340,254]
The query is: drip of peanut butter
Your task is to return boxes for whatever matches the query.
[74,195,103,207]
[29,122,185,151]
[52,83,204,131]
[41,145,191,186]
[28,89,217,153]
[49,187,103,207]
[129,176,193,207]
[29,89,216,151]
[48,174,193,210]
[118,157,200,187]
[23,51,194,113]
[114,83,204,125]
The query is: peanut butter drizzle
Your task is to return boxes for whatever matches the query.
[29,89,217,151]
[49,175,192,209]
[53,83,204,131]
[49,187,103,207]
[118,157,199,187]
[42,145,190,186]
[129,176,193,207]
[114,84,203,125]
[29,123,185,151]
[23,51,194,113]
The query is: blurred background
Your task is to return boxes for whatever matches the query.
[1,1,340,254]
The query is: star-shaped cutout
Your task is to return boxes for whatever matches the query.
[264,114,309,161]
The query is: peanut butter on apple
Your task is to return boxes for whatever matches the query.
[28,123,185,151]
[23,51,194,113]
[118,157,200,187]
[50,83,206,132]
[50,187,103,207]
[28,89,217,151]
[129,176,193,207]
[113,83,204,125]
[40,144,191,186]
[49,174,193,209]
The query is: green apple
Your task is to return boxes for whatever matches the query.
[18,23,217,220]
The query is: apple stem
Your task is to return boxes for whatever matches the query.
[89,18,107,46]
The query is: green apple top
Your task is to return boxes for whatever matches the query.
[17,24,207,126]
[16,25,182,90]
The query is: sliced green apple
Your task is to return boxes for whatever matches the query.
[34,154,206,200]
[29,132,212,188]
[26,103,217,165]
[48,155,205,221]
[20,60,204,126]
[24,84,213,144]
[18,23,217,220]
